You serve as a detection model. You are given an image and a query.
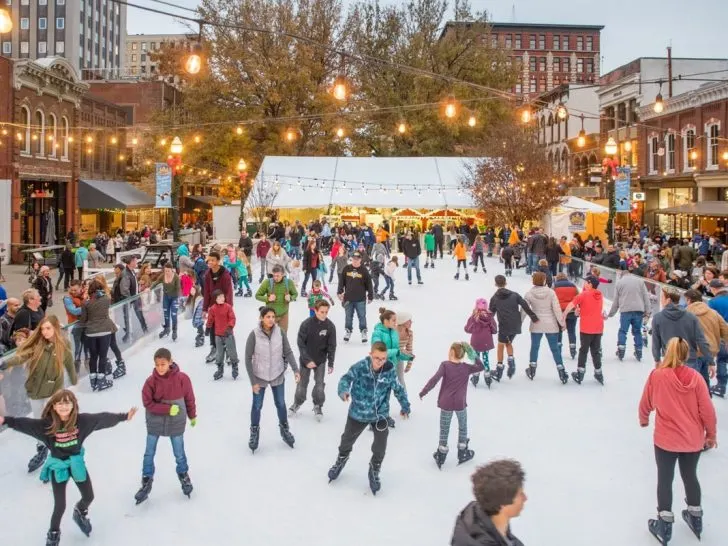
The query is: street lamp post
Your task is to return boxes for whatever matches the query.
[603,136,619,243]
[168,137,183,242]
[237,158,248,233]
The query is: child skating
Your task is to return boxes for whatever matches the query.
[379,256,399,301]
[501,245,514,277]
[308,279,335,317]
[454,237,469,280]
[419,342,483,469]
[135,348,197,504]
[424,229,436,268]
[206,289,239,380]
[464,298,497,388]
[187,284,205,347]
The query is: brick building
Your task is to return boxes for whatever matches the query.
[440,22,603,97]
[637,80,728,237]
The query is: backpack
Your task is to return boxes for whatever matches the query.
[266,277,290,293]
[194,257,208,286]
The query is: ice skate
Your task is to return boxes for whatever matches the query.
[72,504,92,536]
[289,402,301,416]
[244,289,252,297]
[569,344,577,359]
[46,530,60,546]
[457,439,475,465]
[433,446,448,470]
[493,364,504,382]
[301,290,308,297]
[648,511,674,544]
[279,422,295,448]
[557,365,569,384]
[368,462,382,495]
[635,349,643,362]
[178,472,193,498]
[483,370,492,388]
[205,347,217,363]
[525,363,537,380]
[681,505,703,539]
[313,405,323,421]
[235,288,244,297]
[506,356,516,379]
[465,273,470,281]
[571,367,585,385]
[594,370,605,385]
[424,262,429,268]
[158,327,170,339]
[172,329,178,342]
[328,454,349,482]
[94,374,114,391]
[213,366,224,381]
[249,425,260,453]
[231,362,239,380]
[388,294,398,301]
[28,444,49,473]
[711,384,726,398]
[417,280,424,285]
[195,330,204,347]
[454,272,460,280]
[470,374,479,387]
[616,345,626,361]
[430,262,435,269]
[361,329,368,343]
[112,360,126,379]
[134,476,153,504]
[343,329,352,342]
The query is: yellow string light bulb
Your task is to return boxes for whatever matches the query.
[68,136,74,143]
[335,127,345,138]
[86,135,93,144]
[332,77,348,101]
[31,134,38,141]
[520,108,532,124]
[118,154,125,161]
[236,126,243,135]
[131,137,138,146]
[285,128,297,142]
[111,136,118,144]
[398,122,407,134]
[86,147,93,154]
[160,138,167,146]
[47,134,54,141]
[467,115,477,127]
[16,132,23,140]
[194,135,201,144]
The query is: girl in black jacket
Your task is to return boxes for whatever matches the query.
[0,389,136,546]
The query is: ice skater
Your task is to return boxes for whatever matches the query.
[453,237,469,280]
[464,298,497,388]
[501,244,514,276]
[327,342,410,495]
[206,289,239,380]
[562,276,605,385]
[419,342,483,469]
[0,390,136,546]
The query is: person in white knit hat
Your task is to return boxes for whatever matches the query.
[395,310,414,387]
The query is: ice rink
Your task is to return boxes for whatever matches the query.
[1,254,727,545]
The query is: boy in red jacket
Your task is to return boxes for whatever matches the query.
[135,347,197,505]
[562,276,605,385]
[206,289,238,381]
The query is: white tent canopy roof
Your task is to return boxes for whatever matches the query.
[554,196,608,213]
[249,156,485,209]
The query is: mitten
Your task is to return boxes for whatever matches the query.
[189,417,197,427]
[169,404,180,417]
[225,327,233,337]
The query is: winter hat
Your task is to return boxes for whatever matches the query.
[475,298,488,311]
[585,276,600,289]
[396,311,412,324]
[709,279,724,289]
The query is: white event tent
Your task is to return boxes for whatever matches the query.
[247,156,484,210]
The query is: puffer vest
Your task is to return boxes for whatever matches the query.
[252,326,285,382]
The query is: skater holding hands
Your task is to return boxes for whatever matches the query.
[464,298,497,388]
[419,341,483,469]
[0,390,136,546]
[206,289,239,381]
[135,348,197,505]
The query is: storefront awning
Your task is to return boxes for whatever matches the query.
[658,201,728,217]
[186,195,230,207]
[79,180,155,209]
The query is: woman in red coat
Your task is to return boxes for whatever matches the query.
[639,337,717,543]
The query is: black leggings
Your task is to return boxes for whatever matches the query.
[51,475,94,531]
[85,334,111,374]
[473,252,485,267]
[655,445,701,512]
[109,332,122,361]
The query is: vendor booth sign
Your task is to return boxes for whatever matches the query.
[155,163,173,208]
[614,167,631,213]
[567,211,586,232]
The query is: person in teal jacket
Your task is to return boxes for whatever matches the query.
[424,230,436,268]
[224,249,251,297]
[328,341,410,495]
[371,307,414,396]
[74,244,89,279]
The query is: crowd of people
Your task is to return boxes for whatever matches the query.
[0,216,723,546]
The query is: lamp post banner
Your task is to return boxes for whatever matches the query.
[614,167,631,213]
[155,163,173,208]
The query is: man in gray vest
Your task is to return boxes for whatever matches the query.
[607,270,652,361]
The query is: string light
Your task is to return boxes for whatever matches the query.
[131,137,138,146]
[236,126,243,135]
[86,135,94,143]
[194,135,201,143]
[556,103,567,120]
[444,95,458,119]
[86,147,93,154]
[335,127,345,138]
[520,107,532,124]
[398,122,407,134]
[624,140,632,152]
[110,136,118,144]
[654,82,665,114]
[331,76,348,101]
[467,115,477,127]
[285,128,297,142]
[185,43,203,75]
[16,132,22,140]
[68,136,74,143]
[31,134,38,141]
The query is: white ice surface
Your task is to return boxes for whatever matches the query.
[1,255,727,546]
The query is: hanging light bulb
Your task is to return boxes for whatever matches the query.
[236,126,243,136]
[160,137,167,146]
[654,82,665,113]
[86,147,93,154]
[110,136,118,144]
[194,135,201,144]
[577,130,586,148]
[131,137,138,146]
[31,134,38,141]
[624,140,632,152]
[1,127,7,136]
[520,107,532,124]
[335,127,345,138]
[118,154,125,161]
[467,115,477,127]
[47,134,54,141]
[185,43,203,75]
[690,150,698,161]
[398,122,407,135]
[68,136,74,143]
[556,103,567,120]
[604,137,618,156]
[86,135,93,144]
[331,76,348,101]
[444,95,458,119]
[16,132,22,141]
[285,128,297,142]
[0,8,13,33]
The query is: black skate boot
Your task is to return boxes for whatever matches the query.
[361,329,368,343]
[635,349,643,362]
[648,511,674,544]
[525,362,537,380]
[424,261,429,268]
[388,294,398,301]
[195,328,204,347]
[231,361,239,380]
[506,356,516,379]
[470,374,479,387]
[112,359,126,379]
[313,405,323,422]
[159,326,170,339]
[213,365,224,380]
[95,374,114,391]
[616,345,626,361]
[483,370,492,388]
[594,370,605,385]
[465,273,470,281]
[681,505,703,539]
[493,363,504,382]
[557,365,569,384]
[433,446,448,469]
[343,329,352,342]
[28,444,49,473]
[288,402,301,416]
[178,472,193,498]
[172,328,178,342]
[249,425,260,453]
[454,272,460,280]
[569,344,577,359]
[711,384,726,398]
[368,462,382,495]
[134,476,153,504]
[235,288,244,297]
[301,290,308,297]
[571,367,585,385]
[430,261,435,269]
[72,504,92,536]
[328,454,349,482]
[457,439,475,465]
[46,530,60,546]
[205,347,217,363]
[244,289,252,297]
[279,422,295,448]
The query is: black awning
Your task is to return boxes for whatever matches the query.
[185,195,230,206]
[79,180,155,209]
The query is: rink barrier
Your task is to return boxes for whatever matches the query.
[0,285,165,423]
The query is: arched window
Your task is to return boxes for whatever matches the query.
[561,148,569,175]
[61,117,70,160]
[34,110,45,156]
[48,114,58,158]
[20,106,31,155]
[548,113,554,143]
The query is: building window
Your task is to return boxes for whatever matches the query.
[576,36,583,51]
[132,42,138,50]
[57,0,65,4]
[56,41,64,53]
[20,41,29,54]
[577,58,584,73]
[131,54,136,62]
[685,128,696,170]
[140,53,146,62]
[562,35,569,50]
[515,35,521,49]
[538,76,546,92]
[538,57,546,71]
[34,110,45,156]
[505,34,512,48]
[649,136,659,174]
[529,57,536,72]
[666,133,675,172]
[554,58,561,72]
[141,42,147,51]
[529,76,536,93]
[563,58,570,72]
[2,42,10,55]
[56,17,65,29]
[39,17,47,30]
[490,34,497,47]
[529,34,536,49]
[38,41,47,54]
[39,0,47,4]
[20,17,29,29]
[707,123,720,167]
[553,35,560,50]
[515,82,522,94]
[48,114,57,158]
[586,36,593,51]
[586,59,593,73]
[538,34,545,49]
[21,0,28,5]
[21,106,31,155]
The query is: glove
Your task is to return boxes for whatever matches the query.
[189,417,197,427]
[169,404,180,417]
[225,327,233,337]
[205,327,212,336]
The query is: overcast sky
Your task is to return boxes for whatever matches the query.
[126,0,728,74]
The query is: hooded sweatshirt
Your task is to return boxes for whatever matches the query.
[571,288,604,334]
[651,302,713,363]
[489,288,538,337]
[639,366,716,452]
[464,312,497,352]
[686,302,728,357]
[522,285,565,334]
[451,501,525,546]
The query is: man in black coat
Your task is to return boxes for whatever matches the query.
[238,230,253,258]
[10,288,45,337]
[602,244,621,270]
[432,223,444,259]
[57,244,76,290]
[401,231,423,285]
[290,299,337,418]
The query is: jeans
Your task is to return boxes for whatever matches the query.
[618,311,644,350]
[716,342,728,388]
[380,275,394,297]
[529,332,563,366]
[435,237,443,258]
[290,245,301,260]
[258,258,267,280]
[527,253,538,273]
[71,324,88,363]
[687,356,712,390]
[472,252,485,269]
[251,383,288,426]
[406,255,422,282]
[302,269,318,292]
[142,434,188,477]
[162,294,179,331]
[344,300,367,332]
[549,260,558,276]
[215,334,239,368]
[558,313,578,348]
[122,300,148,338]
[338,416,388,465]
[655,445,701,512]
[294,364,326,406]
